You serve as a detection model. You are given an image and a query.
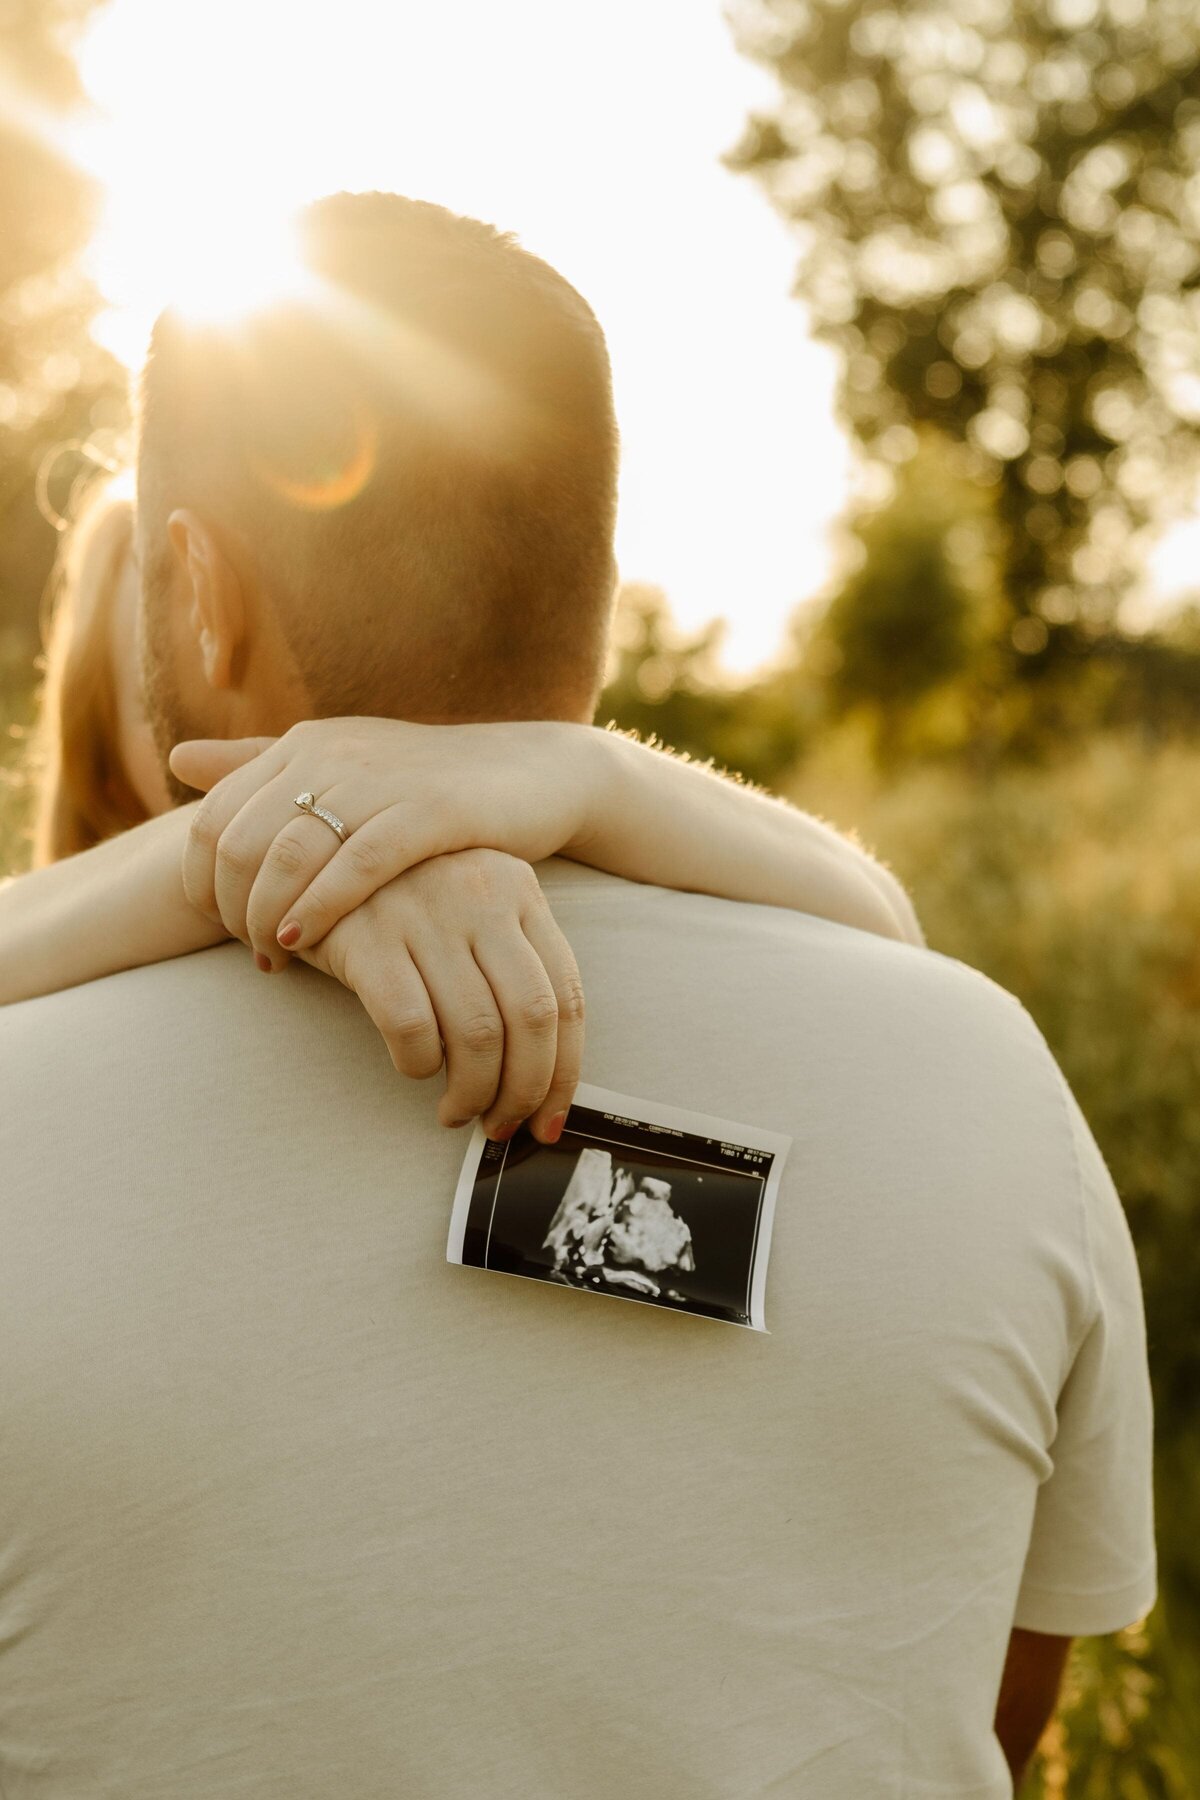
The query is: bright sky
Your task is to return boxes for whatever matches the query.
[56,0,849,682]
[60,0,1197,670]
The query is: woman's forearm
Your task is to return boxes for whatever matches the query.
[568,726,924,947]
[0,803,227,1005]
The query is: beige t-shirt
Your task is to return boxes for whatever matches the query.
[0,858,1155,1798]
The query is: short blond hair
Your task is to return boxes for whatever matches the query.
[137,193,620,725]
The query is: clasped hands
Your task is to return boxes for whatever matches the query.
[169,716,602,1144]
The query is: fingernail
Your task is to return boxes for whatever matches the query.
[447,1118,473,1130]
[255,952,272,973]
[490,1121,520,1143]
[278,921,302,948]
[543,1112,568,1144]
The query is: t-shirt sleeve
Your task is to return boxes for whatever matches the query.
[1013,1078,1157,1637]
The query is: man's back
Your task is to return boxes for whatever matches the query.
[0,858,1154,1798]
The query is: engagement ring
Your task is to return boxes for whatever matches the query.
[293,791,350,843]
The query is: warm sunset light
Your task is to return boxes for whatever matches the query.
[24,0,1191,666]
[45,0,854,682]
[0,8,1196,1785]
[133,214,313,335]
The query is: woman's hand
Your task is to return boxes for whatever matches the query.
[170,716,601,969]
[170,709,923,977]
[298,847,584,1143]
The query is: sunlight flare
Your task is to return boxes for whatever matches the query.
[59,0,852,677]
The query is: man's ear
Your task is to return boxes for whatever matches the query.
[166,508,245,691]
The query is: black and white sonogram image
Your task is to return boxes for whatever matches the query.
[446,1083,792,1331]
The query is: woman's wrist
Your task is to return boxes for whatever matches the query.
[552,724,921,944]
[560,721,628,860]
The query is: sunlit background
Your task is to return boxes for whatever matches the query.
[24,0,1200,676]
[2,5,1200,1793]
[49,0,847,682]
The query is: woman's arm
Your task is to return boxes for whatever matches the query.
[0,800,583,1143]
[572,726,924,947]
[0,804,226,1005]
[170,716,924,961]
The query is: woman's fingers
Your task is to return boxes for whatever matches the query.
[243,813,347,969]
[511,901,586,1143]
[312,852,583,1143]
[272,803,421,951]
[180,746,290,922]
[206,776,325,948]
[416,946,512,1131]
[170,735,279,794]
[468,924,564,1140]
[345,941,446,1081]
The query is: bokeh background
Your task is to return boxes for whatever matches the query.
[1,3,1198,1790]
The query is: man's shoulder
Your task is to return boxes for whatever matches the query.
[535,855,1040,1038]
[0,942,361,1063]
[1,941,245,1020]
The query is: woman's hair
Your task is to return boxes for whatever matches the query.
[30,473,152,867]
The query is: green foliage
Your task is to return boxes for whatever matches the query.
[788,433,1200,764]
[823,496,975,710]
[801,431,1012,756]
[595,582,807,787]
[726,0,1200,646]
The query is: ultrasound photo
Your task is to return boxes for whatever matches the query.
[447,1083,792,1330]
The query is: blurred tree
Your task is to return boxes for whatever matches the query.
[595,582,806,786]
[784,430,1200,760]
[800,431,1010,759]
[0,0,124,679]
[726,0,1200,673]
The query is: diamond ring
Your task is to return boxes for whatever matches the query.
[293,791,350,843]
